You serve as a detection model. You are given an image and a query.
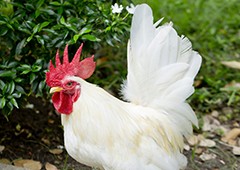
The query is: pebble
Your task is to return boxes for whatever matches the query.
[232,146,240,155]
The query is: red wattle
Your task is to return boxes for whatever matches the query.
[52,92,73,114]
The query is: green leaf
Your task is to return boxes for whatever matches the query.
[0,70,16,78]
[105,26,111,32]
[16,123,21,131]
[36,80,45,97]
[33,24,40,34]
[31,81,38,93]
[32,65,41,72]
[79,27,92,35]
[18,64,31,74]
[25,3,34,10]
[6,23,14,30]
[10,98,18,109]
[2,85,8,95]
[26,35,32,42]
[12,92,21,98]
[82,34,100,42]
[36,0,45,8]
[15,78,23,83]
[0,27,8,36]
[7,101,13,111]
[5,83,11,94]
[7,62,18,68]
[35,58,43,65]
[21,70,31,74]
[40,9,55,15]
[16,85,25,94]
[35,35,45,45]
[18,25,31,34]
[49,36,62,47]
[8,81,15,94]
[63,1,71,6]
[0,97,6,109]
[38,80,45,91]
[15,38,26,55]
[50,1,62,6]
[0,16,7,24]
[35,9,41,18]
[60,16,65,25]
[2,107,11,118]
[0,80,5,90]
[30,73,36,84]
[73,34,81,43]
[18,64,31,71]
[44,28,58,35]
[38,21,50,32]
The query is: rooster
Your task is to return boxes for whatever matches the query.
[46,4,201,170]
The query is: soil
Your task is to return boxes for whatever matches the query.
[0,97,239,170]
[0,96,90,170]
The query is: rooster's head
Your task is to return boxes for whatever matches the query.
[46,44,96,114]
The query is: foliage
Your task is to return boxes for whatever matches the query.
[0,0,132,117]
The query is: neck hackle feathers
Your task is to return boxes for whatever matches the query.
[46,44,96,87]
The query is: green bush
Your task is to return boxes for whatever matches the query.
[0,0,132,117]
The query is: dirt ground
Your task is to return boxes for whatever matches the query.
[0,97,239,170]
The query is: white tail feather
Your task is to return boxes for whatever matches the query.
[121,4,202,136]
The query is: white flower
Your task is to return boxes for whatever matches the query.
[126,3,135,14]
[111,3,123,14]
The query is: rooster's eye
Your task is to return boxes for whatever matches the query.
[66,81,73,87]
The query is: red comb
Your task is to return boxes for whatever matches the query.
[46,44,96,87]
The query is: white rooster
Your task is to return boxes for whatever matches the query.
[46,4,202,170]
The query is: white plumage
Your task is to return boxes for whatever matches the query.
[54,4,201,170]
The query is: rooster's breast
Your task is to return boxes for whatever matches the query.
[61,114,104,168]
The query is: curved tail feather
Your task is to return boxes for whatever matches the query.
[121,4,202,136]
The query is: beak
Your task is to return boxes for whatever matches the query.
[50,87,63,94]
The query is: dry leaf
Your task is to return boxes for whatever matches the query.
[199,152,217,161]
[219,160,225,165]
[224,81,240,89]
[183,144,190,151]
[199,139,216,147]
[211,110,219,117]
[96,57,108,66]
[25,103,34,109]
[232,146,240,155]
[202,115,221,132]
[221,128,240,143]
[0,145,5,152]
[13,159,42,170]
[49,148,63,155]
[233,122,239,127]
[221,61,240,69]
[195,148,203,154]
[0,158,11,164]
[48,119,55,124]
[41,137,51,145]
[45,162,58,170]
[228,139,237,146]
[194,79,202,87]
[187,135,199,146]
[202,115,212,131]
